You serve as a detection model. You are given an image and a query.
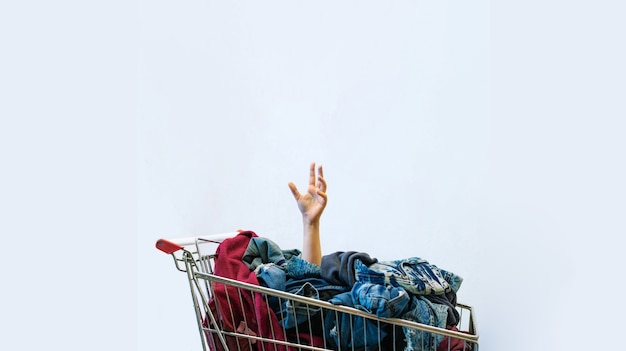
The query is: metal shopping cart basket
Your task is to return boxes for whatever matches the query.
[156,232,479,351]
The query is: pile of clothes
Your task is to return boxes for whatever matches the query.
[205,231,469,351]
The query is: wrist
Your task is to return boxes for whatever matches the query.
[303,218,321,228]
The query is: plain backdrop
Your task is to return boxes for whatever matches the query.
[1,1,625,350]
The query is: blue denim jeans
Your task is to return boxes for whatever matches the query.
[354,257,462,295]
[256,263,287,291]
[326,292,388,350]
[351,282,410,318]
[285,256,322,279]
[322,282,410,350]
[401,295,450,351]
[276,278,347,329]
[278,282,321,329]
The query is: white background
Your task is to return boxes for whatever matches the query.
[2,1,625,350]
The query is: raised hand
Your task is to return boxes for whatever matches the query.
[288,162,327,265]
[288,162,327,224]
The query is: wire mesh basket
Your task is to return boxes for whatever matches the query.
[156,232,479,351]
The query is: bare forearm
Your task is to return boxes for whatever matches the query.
[302,219,322,265]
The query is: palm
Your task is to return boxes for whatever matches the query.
[296,186,326,222]
[288,163,327,223]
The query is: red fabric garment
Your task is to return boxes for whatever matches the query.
[285,332,325,349]
[205,231,293,351]
[437,325,471,351]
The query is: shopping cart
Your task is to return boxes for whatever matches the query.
[156,232,479,351]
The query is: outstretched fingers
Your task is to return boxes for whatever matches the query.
[308,162,316,187]
[317,174,327,193]
[288,182,301,200]
[316,188,328,204]
[291,162,326,200]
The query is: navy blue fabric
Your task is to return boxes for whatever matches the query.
[273,278,348,330]
[278,282,321,329]
[321,251,378,287]
[325,291,388,350]
[322,282,409,350]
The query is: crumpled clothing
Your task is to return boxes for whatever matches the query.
[285,255,322,279]
[205,231,292,351]
[402,295,450,351]
[255,263,287,291]
[242,237,301,270]
[351,282,410,318]
[354,257,461,296]
[424,290,460,326]
[272,277,347,333]
[278,282,322,329]
[322,282,409,350]
[326,291,389,350]
[321,251,378,287]
[437,325,471,351]
[438,268,463,293]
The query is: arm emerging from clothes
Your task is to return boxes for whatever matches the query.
[288,162,327,265]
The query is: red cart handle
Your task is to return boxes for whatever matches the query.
[155,239,184,254]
